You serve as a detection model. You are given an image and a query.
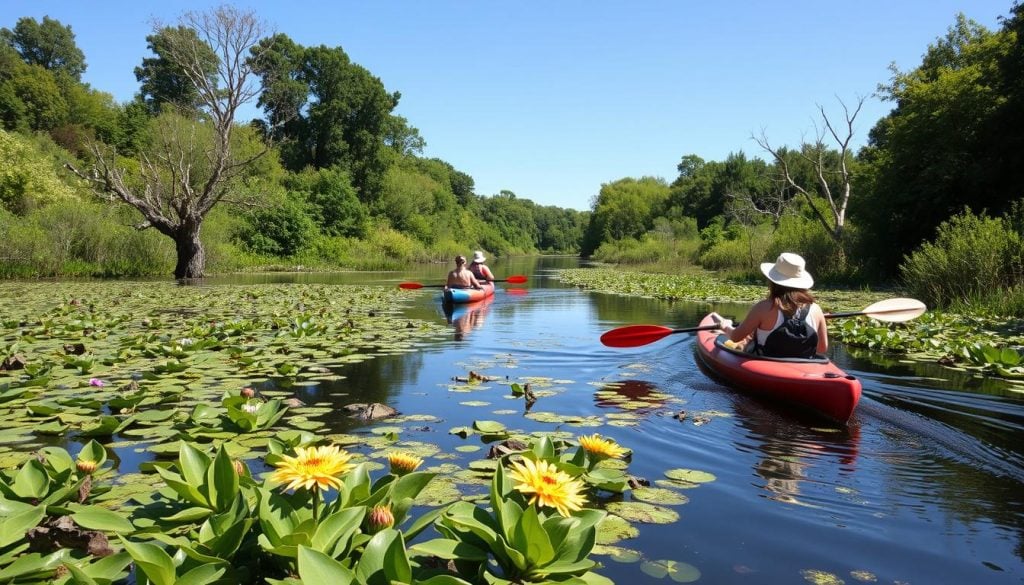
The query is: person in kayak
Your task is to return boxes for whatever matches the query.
[710,252,828,358]
[468,250,495,282]
[446,255,483,290]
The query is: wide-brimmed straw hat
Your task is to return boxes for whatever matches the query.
[471,251,486,263]
[760,253,814,289]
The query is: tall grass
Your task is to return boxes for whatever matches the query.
[900,207,1024,315]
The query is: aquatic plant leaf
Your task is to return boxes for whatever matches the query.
[664,469,716,484]
[640,559,701,582]
[632,487,690,506]
[605,502,679,524]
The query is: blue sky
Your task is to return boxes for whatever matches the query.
[0,1,1013,211]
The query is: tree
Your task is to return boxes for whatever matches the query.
[0,16,86,80]
[858,15,1010,274]
[134,26,219,114]
[71,6,268,279]
[754,96,865,266]
[384,114,425,156]
[581,177,669,255]
[250,37,399,200]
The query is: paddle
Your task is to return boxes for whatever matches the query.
[398,275,528,290]
[599,297,927,348]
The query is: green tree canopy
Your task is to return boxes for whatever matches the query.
[582,177,669,255]
[134,26,219,114]
[858,14,1013,273]
[0,16,85,80]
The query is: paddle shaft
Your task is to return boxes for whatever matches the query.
[399,275,527,289]
[600,298,927,348]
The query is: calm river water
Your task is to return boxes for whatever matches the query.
[205,256,1024,584]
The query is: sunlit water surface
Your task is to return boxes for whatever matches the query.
[198,257,1024,583]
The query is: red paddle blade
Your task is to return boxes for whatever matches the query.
[504,275,528,284]
[398,282,424,290]
[600,325,676,348]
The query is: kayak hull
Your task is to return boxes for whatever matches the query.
[443,282,495,304]
[695,314,861,423]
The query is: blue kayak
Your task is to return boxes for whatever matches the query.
[442,282,495,304]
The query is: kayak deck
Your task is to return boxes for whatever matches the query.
[694,314,861,423]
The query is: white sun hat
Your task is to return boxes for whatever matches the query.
[760,252,814,289]
[471,251,486,263]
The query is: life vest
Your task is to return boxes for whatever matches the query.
[757,306,818,358]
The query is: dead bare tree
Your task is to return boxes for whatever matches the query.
[70,6,268,279]
[753,96,865,266]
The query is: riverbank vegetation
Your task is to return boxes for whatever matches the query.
[0,4,1022,303]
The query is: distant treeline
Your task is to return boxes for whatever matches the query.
[1,7,1022,314]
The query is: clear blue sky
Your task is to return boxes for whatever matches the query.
[1,1,1013,211]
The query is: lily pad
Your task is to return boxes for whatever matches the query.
[632,487,690,506]
[605,502,679,524]
[596,513,639,545]
[640,559,701,582]
[664,468,716,484]
[414,477,462,506]
[591,544,643,563]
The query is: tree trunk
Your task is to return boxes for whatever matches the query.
[173,226,205,279]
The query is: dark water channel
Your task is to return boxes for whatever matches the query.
[206,256,1024,584]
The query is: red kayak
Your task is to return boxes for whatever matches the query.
[694,313,861,423]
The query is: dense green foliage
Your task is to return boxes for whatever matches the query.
[576,4,1024,314]
[1,6,1023,315]
[0,14,587,278]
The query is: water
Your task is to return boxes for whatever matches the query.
[215,257,1024,583]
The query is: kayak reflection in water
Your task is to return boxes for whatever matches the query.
[445,296,492,341]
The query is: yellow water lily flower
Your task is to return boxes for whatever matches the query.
[387,452,423,476]
[507,457,587,517]
[578,434,629,460]
[270,445,354,492]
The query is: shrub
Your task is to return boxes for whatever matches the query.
[239,198,318,257]
[900,208,1022,311]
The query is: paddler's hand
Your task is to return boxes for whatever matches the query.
[711,313,734,334]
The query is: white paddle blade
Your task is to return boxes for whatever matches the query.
[862,298,927,322]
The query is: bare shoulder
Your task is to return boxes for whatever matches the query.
[747,299,774,317]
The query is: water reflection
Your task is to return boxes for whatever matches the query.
[443,297,493,341]
[593,379,668,414]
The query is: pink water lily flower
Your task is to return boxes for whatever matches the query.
[89,378,105,387]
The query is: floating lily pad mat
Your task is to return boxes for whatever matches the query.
[0,282,449,464]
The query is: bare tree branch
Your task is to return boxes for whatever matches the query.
[752,95,866,254]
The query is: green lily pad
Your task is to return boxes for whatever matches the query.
[596,513,639,545]
[414,477,461,507]
[640,559,701,582]
[605,502,679,524]
[632,487,690,506]
[591,544,643,563]
[664,468,716,484]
